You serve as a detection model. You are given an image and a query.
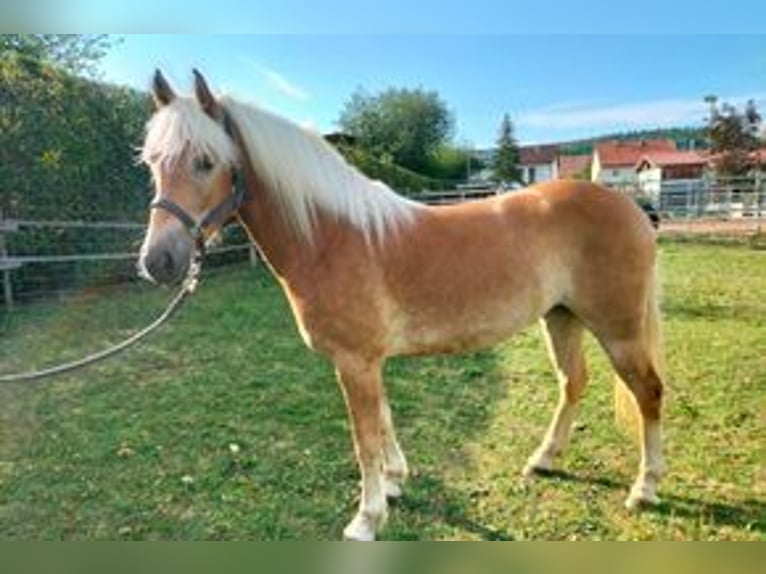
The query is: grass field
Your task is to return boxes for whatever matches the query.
[1,241,764,540]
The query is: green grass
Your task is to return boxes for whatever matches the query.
[1,242,764,540]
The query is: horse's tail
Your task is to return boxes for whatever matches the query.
[614,263,664,430]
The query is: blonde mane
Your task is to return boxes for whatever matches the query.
[141,98,238,168]
[142,95,421,241]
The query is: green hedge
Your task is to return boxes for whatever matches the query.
[0,55,151,221]
[335,143,457,193]
[0,57,253,302]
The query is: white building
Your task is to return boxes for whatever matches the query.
[519,144,559,184]
[592,140,676,189]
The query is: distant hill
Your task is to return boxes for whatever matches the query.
[557,127,708,156]
[474,127,709,163]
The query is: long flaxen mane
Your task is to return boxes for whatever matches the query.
[142,94,421,241]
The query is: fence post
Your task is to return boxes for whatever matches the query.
[0,208,14,311]
[686,183,692,219]
[249,244,259,267]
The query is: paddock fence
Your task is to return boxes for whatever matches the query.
[3,177,765,312]
[614,175,766,219]
[0,208,256,311]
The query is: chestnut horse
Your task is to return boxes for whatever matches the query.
[138,70,665,541]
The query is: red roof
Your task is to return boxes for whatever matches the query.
[557,154,591,178]
[636,150,707,170]
[705,148,766,167]
[520,144,559,165]
[596,139,676,167]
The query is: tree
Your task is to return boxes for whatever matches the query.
[0,34,116,77]
[707,97,763,175]
[491,114,522,184]
[426,145,477,181]
[337,87,454,174]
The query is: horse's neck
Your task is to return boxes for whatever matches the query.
[235,179,346,286]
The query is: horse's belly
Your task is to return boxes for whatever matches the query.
[388,301,542,357]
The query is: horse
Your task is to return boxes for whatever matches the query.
[138,70,666,541]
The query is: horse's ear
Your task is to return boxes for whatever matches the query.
[193,69,223,120]
[151,69,176,108]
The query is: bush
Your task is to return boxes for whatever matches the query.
[334,144,453,193]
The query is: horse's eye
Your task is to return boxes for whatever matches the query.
[193,155,214,174]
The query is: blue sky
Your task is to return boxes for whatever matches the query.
[30,1,766,147]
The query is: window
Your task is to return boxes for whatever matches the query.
[528,166,536,183]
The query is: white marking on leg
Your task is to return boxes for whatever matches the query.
[344,458,388,541]
[626,419,664,510]
[524,397,578,476]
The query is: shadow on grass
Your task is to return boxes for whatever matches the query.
[663,300,761,323]
[530,469,766,536]
[392,474,516,541]
[378,349,522,540]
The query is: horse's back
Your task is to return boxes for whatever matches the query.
[380,179,657,355]
[506,179,654,241]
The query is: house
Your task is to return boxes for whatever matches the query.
[557,154,591,180]
[519,144,559,184]
[592,139,676,188]
[635,150,708,199]
[706,147,766,176]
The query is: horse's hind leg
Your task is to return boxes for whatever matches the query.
[602,338,665,509]
[523,307,588,476]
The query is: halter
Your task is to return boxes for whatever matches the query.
[149,110,246,255]
[150,169,246,254]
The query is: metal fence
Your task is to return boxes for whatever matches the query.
[408,186,502,205]
[619,175,766,219]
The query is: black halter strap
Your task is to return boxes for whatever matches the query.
[150,109,246,254]
[150,171,246,252]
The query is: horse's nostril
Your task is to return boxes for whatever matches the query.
[161,251,175,275]
[142,249,179,285]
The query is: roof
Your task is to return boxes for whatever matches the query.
[636,150,707,170]
[520,144,559,166]
[595,139,676,167]
[557,154,591,178]
[705,148,766,167]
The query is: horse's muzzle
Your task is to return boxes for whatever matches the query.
[142,249,189,286]
[139,233,193,286]
[140,247,190,286]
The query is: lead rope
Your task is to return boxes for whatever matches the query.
[0,255,202,384]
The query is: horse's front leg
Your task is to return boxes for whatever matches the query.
[336,359,387,541]
[381,391,408,499]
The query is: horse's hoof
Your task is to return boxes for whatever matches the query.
[343,528,376,542]
[342,511,385,541]
[384,478,404,500]
[624,489,661,511]
[522,455,553,478]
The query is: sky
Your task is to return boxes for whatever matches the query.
[13,1,765,148]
